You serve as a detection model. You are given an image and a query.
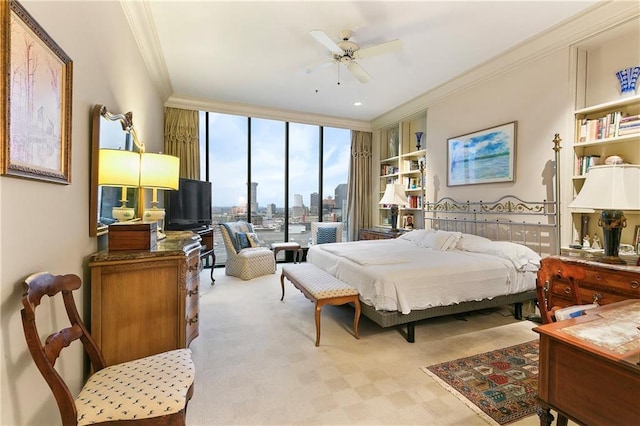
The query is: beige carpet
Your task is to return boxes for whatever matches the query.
[186,266,555,425]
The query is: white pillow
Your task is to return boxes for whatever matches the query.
[398,229,434,245]
[456,233,492,251]
[465,240,541,270]
[418,230,461,251]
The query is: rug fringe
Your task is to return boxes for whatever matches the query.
[421,366,499,426]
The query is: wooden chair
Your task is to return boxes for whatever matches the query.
[20,272,195,425]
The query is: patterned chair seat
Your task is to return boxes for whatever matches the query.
[76,349,194,425]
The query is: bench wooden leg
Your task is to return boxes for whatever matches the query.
[353,298,361,340]
[314,302,323,347]
[280,272,286,301]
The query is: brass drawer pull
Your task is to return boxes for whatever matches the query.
[563,286,572,295]
[592,293,602,304]
[187,314,199,325]
[630,281,639,289]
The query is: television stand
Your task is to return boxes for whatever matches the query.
[195,227,215,284]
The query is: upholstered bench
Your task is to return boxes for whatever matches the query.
[280,263,361,347]
[270,242,303,271]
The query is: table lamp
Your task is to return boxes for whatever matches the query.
[569,164,640,264]
[379,183,409,232]
[140,153,180,240]
[98,149,141,221]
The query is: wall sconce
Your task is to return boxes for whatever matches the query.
[140,152,180,240]
[378,183,409,232]
[569,164,640,264]
[98,149,141,222]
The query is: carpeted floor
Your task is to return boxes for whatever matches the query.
[423,340,539,425]
[186,267,568,425]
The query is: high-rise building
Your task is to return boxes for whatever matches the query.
[310,192,319,215]
[249,182,258,212]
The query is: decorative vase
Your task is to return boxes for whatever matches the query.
[415,132,424,150]
[388,129,398,157]
[615,66,640,96]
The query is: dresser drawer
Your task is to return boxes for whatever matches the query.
[185,302,199,346]
[185,252,200,281]
[582,269,640,296]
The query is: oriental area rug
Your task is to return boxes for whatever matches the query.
[422,340,539,425]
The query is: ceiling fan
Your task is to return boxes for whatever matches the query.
[309,29,402,84]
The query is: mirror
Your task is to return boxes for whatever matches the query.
[90,105,141,237]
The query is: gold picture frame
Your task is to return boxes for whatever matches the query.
[1,0,73,184]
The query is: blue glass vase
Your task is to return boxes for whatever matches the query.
[415,132,424,150]
[616,66,640,96]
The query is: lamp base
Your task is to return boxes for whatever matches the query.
[112,206,135,222]
[143,207,166,240]
[598,209,626,265]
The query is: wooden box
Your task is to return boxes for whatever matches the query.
[108,222,157,251]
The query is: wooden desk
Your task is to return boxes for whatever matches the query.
[534,300,640,426]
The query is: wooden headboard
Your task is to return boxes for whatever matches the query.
[424,195,558,257]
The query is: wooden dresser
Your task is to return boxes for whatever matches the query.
[89,231,201,365]
[536,255,640,324]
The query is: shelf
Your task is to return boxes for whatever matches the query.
[573,133,640,147]
[574,94,640,115]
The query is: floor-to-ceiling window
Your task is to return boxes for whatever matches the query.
[201,111,350,266]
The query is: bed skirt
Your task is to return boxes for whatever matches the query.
[359,290,537,328]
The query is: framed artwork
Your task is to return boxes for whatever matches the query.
[447,121,516,186]
[1,0,73,184]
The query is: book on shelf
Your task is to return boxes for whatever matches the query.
[576,110,640,142]
[575,155,601,176]
[406,195,422,209]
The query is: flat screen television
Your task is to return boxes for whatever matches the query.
[165,178,212,231]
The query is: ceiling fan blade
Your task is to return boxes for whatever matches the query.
[310,30,343,55]
[347,61,372,83]
[354,39,402,59]
[305,60,336,75]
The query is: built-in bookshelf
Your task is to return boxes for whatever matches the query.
[570,94,640,246]
[378,110,427,229]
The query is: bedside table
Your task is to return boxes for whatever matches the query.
[359,227,407,240]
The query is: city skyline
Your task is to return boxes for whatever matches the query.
[202,111,350,208]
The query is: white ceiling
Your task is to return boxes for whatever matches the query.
[128,1,600,122]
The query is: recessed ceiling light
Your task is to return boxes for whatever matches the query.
[354,102,362,106]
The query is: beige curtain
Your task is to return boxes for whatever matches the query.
[346,130,373,241]
[164,107,200,179]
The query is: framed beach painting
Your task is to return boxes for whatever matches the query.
[447,121,516,187]
[1,0,73,184]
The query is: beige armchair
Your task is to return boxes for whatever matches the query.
[219,221,276,280]
[310,222,343,245]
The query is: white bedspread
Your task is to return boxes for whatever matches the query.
[307,239,536,314]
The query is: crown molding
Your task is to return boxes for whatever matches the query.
[372,0,640,130]
[166,95,372,132]
[120,0,173,102]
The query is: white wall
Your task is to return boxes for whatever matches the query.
[372,2,639,248]
[0,2,163,424]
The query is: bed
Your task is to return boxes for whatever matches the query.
[307,196,558,342]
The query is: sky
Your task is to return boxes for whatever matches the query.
[203,112,350,208]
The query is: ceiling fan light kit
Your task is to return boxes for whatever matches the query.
[310,29,402,84]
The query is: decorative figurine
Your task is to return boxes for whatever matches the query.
[591,235,601,250]
[582,235,591,248]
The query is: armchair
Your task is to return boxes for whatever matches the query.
[219,221,276,280]
[310,222,343,245]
